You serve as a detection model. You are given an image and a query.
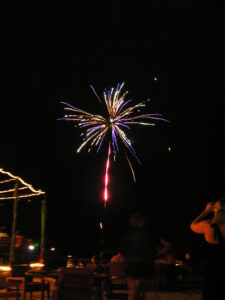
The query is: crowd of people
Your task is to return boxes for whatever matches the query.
[107,198,225,299]
[1,198,224,299]
[64,200,225,300]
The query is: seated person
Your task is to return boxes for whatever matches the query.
[155,237,176,265]
[86,256,97,269]
[110,251,126,263]
[15,230,25,248]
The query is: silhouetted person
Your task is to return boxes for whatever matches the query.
[156,237,176,265]
[110,250,126,263]
[121,214,155,299]
[155,237,176,290]
[14,230,27,263]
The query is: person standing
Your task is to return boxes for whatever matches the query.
[190,198,225,300]
[121,214,155,300]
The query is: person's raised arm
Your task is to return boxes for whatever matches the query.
[190,202,215,234]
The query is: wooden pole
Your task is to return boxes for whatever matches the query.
[40,195,46,263]
[9,180,19,267]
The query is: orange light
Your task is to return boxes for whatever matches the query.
[29,262,44,269]
[0,265,11,272]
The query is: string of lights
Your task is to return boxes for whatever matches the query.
[0,168,45,201]
[0,179,16,184]
[0,187,28,194]
[0,193,46,200]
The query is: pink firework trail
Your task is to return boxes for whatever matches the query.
[104,143,111,206]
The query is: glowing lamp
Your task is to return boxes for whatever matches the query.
[29,262,44,269]
[0,265,11,272]
[28,245,35,251]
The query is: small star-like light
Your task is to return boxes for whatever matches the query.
[154,77,158,81]
[168,147,171,152]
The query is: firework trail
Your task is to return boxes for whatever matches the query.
[104,144,111,206]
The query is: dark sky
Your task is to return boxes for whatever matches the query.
[2,1,224,258]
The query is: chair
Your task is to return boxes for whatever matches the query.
[108,262,129,300]
[11,265,50,300]
[53,267,98,300]
[0,277,25,300]
[25,276,50,300]
[156,263,177,290]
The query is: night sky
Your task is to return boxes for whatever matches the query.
[2,1,224,259]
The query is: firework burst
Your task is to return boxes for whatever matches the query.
[59,82,169,181]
